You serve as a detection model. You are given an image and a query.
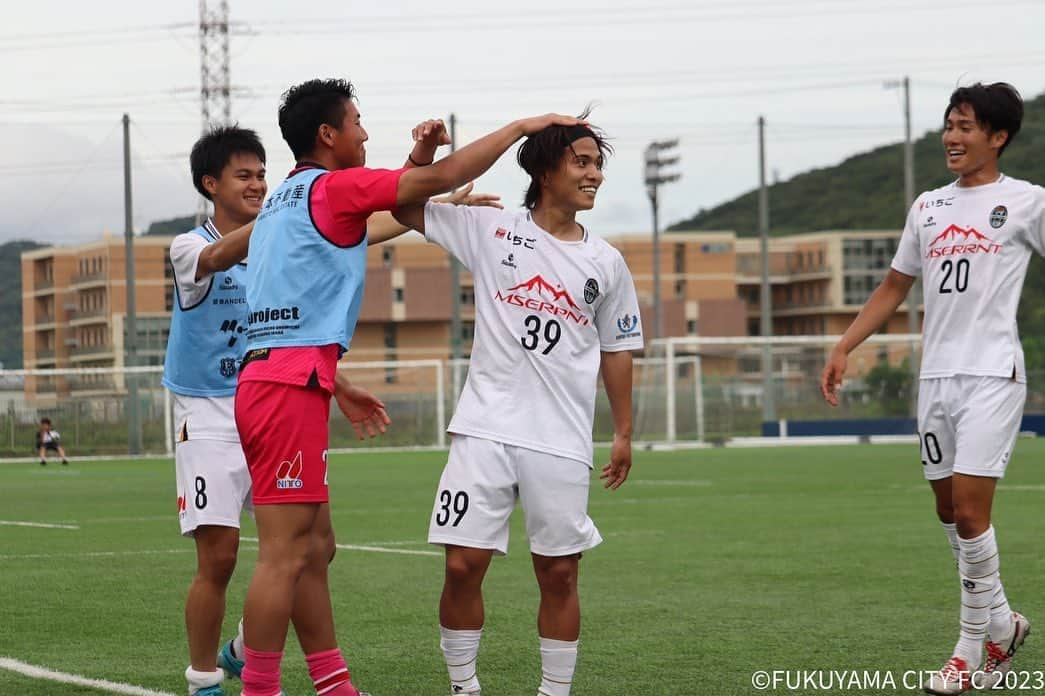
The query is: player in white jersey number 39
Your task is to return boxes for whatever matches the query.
[394,111,644,696]
[821,82,1042,695]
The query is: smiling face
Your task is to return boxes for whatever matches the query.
[541,137,605,212]
[202,152,267,225]
[942,102,1008,182]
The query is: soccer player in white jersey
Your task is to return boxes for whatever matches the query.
[820,82,1041,695]
[393,116,643,696]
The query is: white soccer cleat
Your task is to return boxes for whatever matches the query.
[982,611,1031,688]
[922,656,972,695]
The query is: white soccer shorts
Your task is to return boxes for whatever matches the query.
[427,434,603,557]
[917,375,1026,481]
[175,438,253,537]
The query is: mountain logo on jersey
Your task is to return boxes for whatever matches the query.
[275,451,305,489]
[925,224,1002,258]
[495,274,590,325]
[990,205,1008,229]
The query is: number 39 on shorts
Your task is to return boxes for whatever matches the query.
[435,489,469,527]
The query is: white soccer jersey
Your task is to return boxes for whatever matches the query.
[424,203,644,466]
[891,175,1045,382]
[167,227,240,441]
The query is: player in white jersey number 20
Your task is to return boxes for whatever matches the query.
[821,83,1042,696]
[394,110,644,696]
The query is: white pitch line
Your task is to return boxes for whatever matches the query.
[0,657,177,696]
[241,536,441,557]
[628,479,713,487]
[0,549,194,561]
[0,519,79,530]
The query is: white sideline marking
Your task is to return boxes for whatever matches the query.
[241,536,441,557]
[998,484,1045,491]
[0,657,177,696]
[0,549,194,561]
[0,519,79,530]
[629,479,712,487]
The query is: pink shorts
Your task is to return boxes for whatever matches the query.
[235,380,331,505]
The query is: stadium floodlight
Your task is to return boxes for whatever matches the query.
[644,139,682,339]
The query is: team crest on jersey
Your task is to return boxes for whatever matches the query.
[584,278,600,304]
[501,252,517,269]
[219,357,237,378]
[617,314,639,333]
[615,313,641,340]
[990,205,1008,229]
[276,451,305,490]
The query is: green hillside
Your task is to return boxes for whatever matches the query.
[0,240,44,369]
[669,92,1045,236]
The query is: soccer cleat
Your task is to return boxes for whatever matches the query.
[922,656,972,695]
[191,686,226,696]
[982,611,1031,688]
[216,640,243,679]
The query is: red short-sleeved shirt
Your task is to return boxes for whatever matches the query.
[240,164,407,392]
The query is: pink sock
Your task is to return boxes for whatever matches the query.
[306,648,358,696]
[242,646,283,696]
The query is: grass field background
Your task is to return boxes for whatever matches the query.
[2,441,1044,695]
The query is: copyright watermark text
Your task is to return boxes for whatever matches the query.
[750,669,1045,691]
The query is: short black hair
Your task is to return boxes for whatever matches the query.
[40,417,51,425]
[278,78,357,159]
[516,107,612,210]
[189,125,266,200]
[944,82,1023,157]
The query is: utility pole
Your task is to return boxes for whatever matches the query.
[644,139,681,339]
[758,115,775,424]
[449,113,461,372]
[197,0,232,224]
[448,113,466,406]
[123,114,142,455]
[886,76,919,415]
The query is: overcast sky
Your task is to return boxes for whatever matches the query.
[4,0,1045,246]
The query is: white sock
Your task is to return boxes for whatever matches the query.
[538,637,578,696]
[988,581,1014,644]
[440,625,482,694]
[232,618,245,660]
[185,666,223,695]
[941,522,960,564]
[953,527,1000,669]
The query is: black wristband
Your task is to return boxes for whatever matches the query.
[408,153,433,166]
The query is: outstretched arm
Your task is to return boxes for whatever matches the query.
[194,220,255,281]
[370,183,502,244]
[394,113,586,205]
[599,350,634,490]
[821,269,916,405]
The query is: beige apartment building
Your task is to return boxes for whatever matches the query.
[21,227,916,401]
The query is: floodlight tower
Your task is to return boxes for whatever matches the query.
[644,139,682,339]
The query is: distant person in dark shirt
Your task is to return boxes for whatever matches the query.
[36,417,68,466]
